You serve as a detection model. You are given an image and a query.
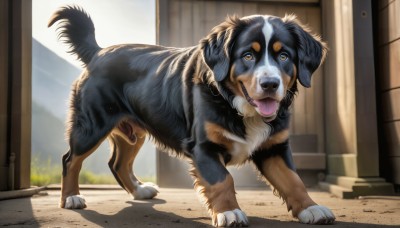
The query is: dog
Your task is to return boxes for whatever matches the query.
[48,5,335,226]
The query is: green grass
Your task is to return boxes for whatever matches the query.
[31,157,62,186]
[30,156,156,186]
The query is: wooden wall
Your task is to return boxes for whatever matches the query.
[376,0,400,185]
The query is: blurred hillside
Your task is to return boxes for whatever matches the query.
[32,39,155,178]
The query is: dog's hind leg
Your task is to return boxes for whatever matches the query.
[60,134,106,209]
[60,99,114,209]
[108,120,158,200]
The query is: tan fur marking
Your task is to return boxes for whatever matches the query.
[60,154,85,207]
[227,63,259,103]
[191,167,239,220]
[60,140,104,207]
[228,64,255,99]
[229,64,239,88]
[251,42,261,52]
[109,127,146,194]
[204,121,233,151]
[282,65,297,94]
[236,73,258,98]
[288,64,297,88]
[261,129,289,150]
[282,73,291,92]
[207,174,239,214]
[260,156,316,217]
[272,41,282,52]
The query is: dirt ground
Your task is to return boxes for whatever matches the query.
[0,187,399,227]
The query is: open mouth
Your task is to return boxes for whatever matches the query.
[239,82,279,118]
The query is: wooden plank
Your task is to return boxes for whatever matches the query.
[313,68,325,152]
[290,134,318,153]
[378,0,400,45]
[192,0,205,43]
[156,0,170,45]
[378,2,389,45]
[243,2,258,16]
[293,81,307,134]
[258,3,279,16]
[203,0,218,34]
[382,88,400,122]
[353,0,380,176]
[218,1,243,19]
[322,0,358,156]
[168,0,181,47]
[293,153,326,170]
[180,0,193,46]
[9,0,32,189]
[378,39,400,90]
[383,121,400,157]
[378,0,395,11]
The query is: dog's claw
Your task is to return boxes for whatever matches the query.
[213,209,249,227]
[63,195,86,209]
[133,182,159,200]
[298,205,335,224]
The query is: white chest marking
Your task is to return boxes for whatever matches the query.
[224,117,271,165]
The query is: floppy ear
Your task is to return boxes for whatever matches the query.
[201,16,242,82]
[284,15,328,88]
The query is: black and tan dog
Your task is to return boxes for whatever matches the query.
[49,5,335,226]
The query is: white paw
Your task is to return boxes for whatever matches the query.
[213,209,249,227]
[64,195,86,209]
[298,205,335,224]
[133,182,159,200]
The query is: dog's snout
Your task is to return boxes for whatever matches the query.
[260,77,280,92]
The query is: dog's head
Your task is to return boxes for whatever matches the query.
[201,15,327,121]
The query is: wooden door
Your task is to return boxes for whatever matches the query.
[157,0,325,187]
[0,0,10,191]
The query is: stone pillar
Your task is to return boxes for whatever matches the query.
[320,0,394,198]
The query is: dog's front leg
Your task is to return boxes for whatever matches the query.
[253,142,335,224]
[190,142,248,227]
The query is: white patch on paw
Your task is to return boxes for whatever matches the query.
[132,182,159,200]
[298,205,335,224]
[64,195,86,209]
[213,209,249,227]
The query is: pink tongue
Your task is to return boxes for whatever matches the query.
[253,98,278,117]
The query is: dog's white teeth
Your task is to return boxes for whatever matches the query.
[64,195,86,209]
[298,205,335,224]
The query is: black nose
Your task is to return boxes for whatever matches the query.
[260,77,280,92]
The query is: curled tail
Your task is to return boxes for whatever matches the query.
[48,5,101,65]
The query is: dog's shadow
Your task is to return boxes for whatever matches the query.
[71,198,211,227]
[69,198,400,228]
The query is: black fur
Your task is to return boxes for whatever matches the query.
[281,16,326,88]
[48,5,100,65]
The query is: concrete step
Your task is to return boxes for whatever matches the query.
[319,181,354,198]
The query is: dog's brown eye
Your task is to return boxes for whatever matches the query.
[279,52,289,61]
[243,52,254,61]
